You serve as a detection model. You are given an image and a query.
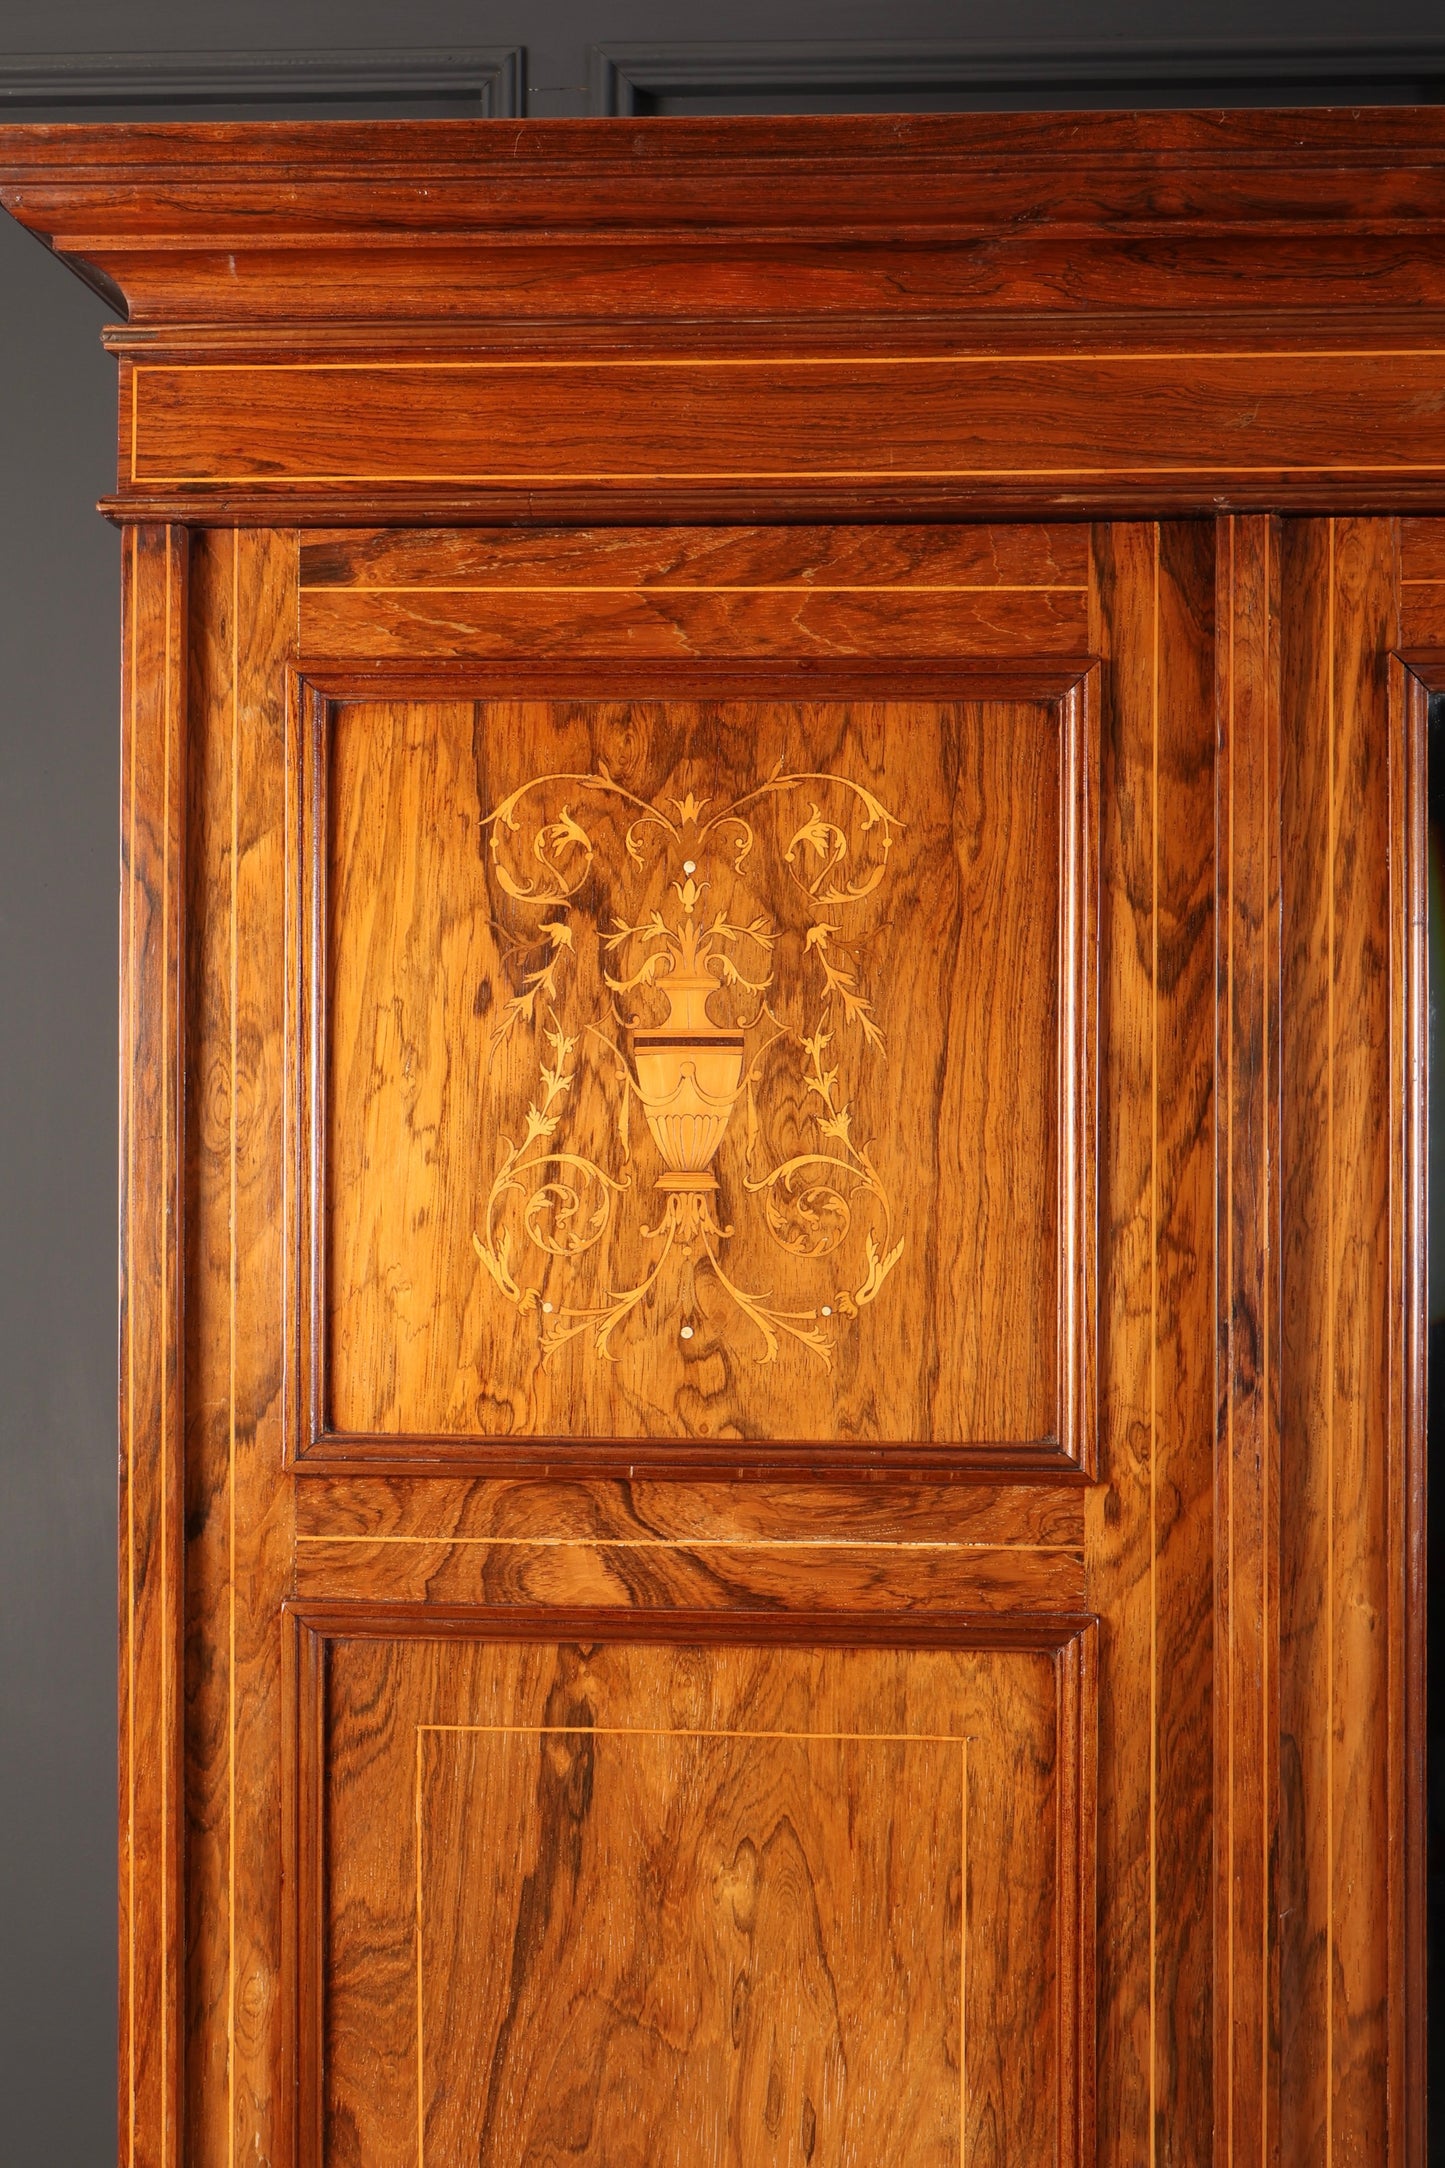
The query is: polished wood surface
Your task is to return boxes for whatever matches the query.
[1277,520,1400,2158]
[290,1477,1087,1611]
[120,523,187,2168]
[12,109,1445,329]
[9,115,1445,519]
[299,523,1092,588]
[135,505,1423,2167]
[2,113,1431,2168]
[294,1618,1091,2168]
[300,682,1091,1469]
[1084,521,1219,2167]
[183,529,297,2168]
[1214,515,1284,2166]
[120,349,1445,521]
[297,523,1089,660]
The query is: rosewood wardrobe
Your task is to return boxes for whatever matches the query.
[0,110,1433,2166]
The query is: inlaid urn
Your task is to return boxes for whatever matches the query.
[630,961,746,1198]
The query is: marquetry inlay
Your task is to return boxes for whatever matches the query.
[474,759,904,1367]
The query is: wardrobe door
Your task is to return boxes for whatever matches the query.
[129,513,1404,2168]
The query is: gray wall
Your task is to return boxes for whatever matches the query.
[2,4,1443,2159]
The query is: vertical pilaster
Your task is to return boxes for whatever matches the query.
[119,523,188,2168]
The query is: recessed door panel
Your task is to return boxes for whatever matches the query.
[297,680,1094,1472]
[299,1621,1090,2168]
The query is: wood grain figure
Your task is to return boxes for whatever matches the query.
[294,668,1097,1477]
[0,111,1431,2168]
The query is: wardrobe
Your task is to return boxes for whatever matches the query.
[0,110,1433,2164]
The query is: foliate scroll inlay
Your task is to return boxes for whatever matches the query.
[473,765,904,1367]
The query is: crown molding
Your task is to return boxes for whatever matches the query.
[11,107,1445,333]
[6,110,1445,520]
[592,35,1445,114]
[0,46,524,116]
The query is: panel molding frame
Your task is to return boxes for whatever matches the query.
[0,46,524,116]
[591,36,1445,116]
[284,658,1098,1482]
[281,1600,1097,2168]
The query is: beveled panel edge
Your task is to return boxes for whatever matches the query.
[1394,645,1445,693]
[100,476,1445,526]
[284,656,1098,1482]
[282,1595,1100,1648]
[287,1437,1093,1484]
[291,657,1093,700]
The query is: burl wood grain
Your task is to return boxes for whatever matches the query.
[297,1474,1086,1546]
[309,1629,1084,2168]
[294,1535,1085,1614]
[313,691,1085,1457]
[291,1476,1087,1612]
[298,523,1091,591]
[299,522,1089,663]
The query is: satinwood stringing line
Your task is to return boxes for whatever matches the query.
[129,347,1445,372]
[293,1533,1083,1552]
[127,461,1445,485]
[301,581,1089,595]
[421,1722,978,1745]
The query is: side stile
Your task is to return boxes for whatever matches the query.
[119,523,189,2168]
[1278,518,1399,2166]
[1155,519,1220,2168]
[1214,514,1284,2168]
[1087,520,1158,2168]
[1389,633,1429,2168]
[1328,520,1398,2163]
